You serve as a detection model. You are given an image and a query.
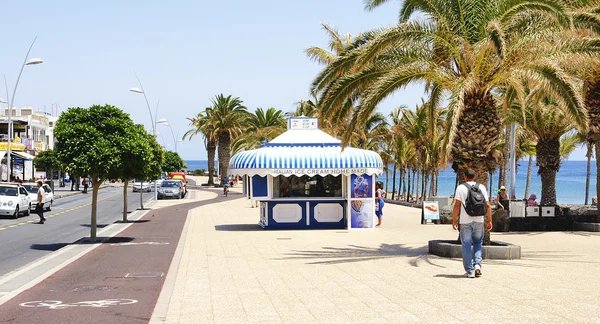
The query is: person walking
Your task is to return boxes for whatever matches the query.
[452,168,492,278]
[375,182,385,227]
[35,180,46,224]
[82,177,88,193]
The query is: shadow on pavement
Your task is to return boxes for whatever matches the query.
[30,243,69,251]
[280,243,426,265]
[214,224,263,231]
[113,219,151,224]
[30,237,136,250]
[80,224,110,228]
[433,274,465,279]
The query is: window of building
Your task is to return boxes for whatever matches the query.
[273,175,342,198]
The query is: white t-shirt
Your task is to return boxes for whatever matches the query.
[37,186,46,204]
[454,181,488,224]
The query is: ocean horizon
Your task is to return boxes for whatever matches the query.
[184,159,596,205]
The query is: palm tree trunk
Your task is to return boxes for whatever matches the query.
[585,142,592,205]
[391,163,397,200]
[385,167,389,195]
[401,169,405,199]
[217,132,232,181]
[123,179,129,222]
[499,125,511,187]
[451,92,501,188]
[489,171,493,200]
[206,139,216,186]
[406,169,412,202]
[524,155,533,200]
[415,169,421,202]
[422,171,428,200]
[585,77,600,212]
[537,139,560,205]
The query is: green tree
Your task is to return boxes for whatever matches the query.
[118,124,163,220]
[162,151,185,173]
[54,104,135,242]
[313,0,590,186]
[207,94,250,181]
[33,149,61,191]
[184,110,217,185]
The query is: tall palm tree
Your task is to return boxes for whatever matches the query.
[565,0,600,208]
[520,96,578,205]
[207,94,249,180]
[313,0,589,187]
[232,107,287,154]
[183,110,217,185]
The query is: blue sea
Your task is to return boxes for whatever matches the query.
[185,160,595,204]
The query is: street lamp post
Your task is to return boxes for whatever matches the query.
[130,73,160,202]
[157,118,182,153]
[3,37,43,183]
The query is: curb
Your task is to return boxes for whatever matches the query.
[428,240,522,260]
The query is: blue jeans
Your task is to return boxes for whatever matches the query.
[459,222,484,273]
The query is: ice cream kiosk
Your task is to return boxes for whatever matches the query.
[229,117,383,230]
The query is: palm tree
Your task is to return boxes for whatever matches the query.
[231,107,287,154]
[207,94,250,181]
[521,97,579,205]
[313,0,589,187]
[305,23,356,66]
[183,110,217,185]
[565,1,600,208]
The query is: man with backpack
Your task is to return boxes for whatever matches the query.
[452,168,493,278]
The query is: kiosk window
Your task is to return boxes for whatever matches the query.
[274,175,342,198]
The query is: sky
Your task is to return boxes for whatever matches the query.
[0,0,590,161]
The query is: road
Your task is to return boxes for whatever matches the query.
[0,187,153,277]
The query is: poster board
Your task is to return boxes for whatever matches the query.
[423,201,440,221]
[348,174,374,229]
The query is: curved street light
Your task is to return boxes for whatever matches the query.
[4,37,43,183]
[157,118,182,152]
[129,73,161,203]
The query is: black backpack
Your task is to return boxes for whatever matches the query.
[462,183,487,216]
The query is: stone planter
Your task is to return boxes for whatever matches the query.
[428,240,521,260]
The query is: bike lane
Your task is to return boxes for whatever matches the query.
[0,189,218,324]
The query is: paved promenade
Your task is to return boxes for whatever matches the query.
[155,179,600,324]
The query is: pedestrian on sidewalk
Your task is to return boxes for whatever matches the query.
[452,168,492,278]
[35,180,46,224]
[70,173,75,191]
[375,181,385,227]
[82,178,88,193]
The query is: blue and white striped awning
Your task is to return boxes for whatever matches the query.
[229,146,383,177]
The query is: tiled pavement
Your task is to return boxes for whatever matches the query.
[160,180,600,323]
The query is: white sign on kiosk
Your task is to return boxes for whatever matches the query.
[289,117,318,130]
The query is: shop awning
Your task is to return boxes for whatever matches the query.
[12,151,35,160]
[229,145,383,177]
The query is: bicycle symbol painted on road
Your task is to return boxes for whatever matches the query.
[20,299,138,309]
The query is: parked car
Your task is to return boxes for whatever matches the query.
[132,180,151,192]
[149,179,164,191]
[0,183,31,218]
[22,183,54,211]
[157,180,185,199]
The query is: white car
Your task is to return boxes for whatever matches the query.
[149,179,164,191]
[132,180,151,192]
[22,183,54,211]
[0,183,32,219]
